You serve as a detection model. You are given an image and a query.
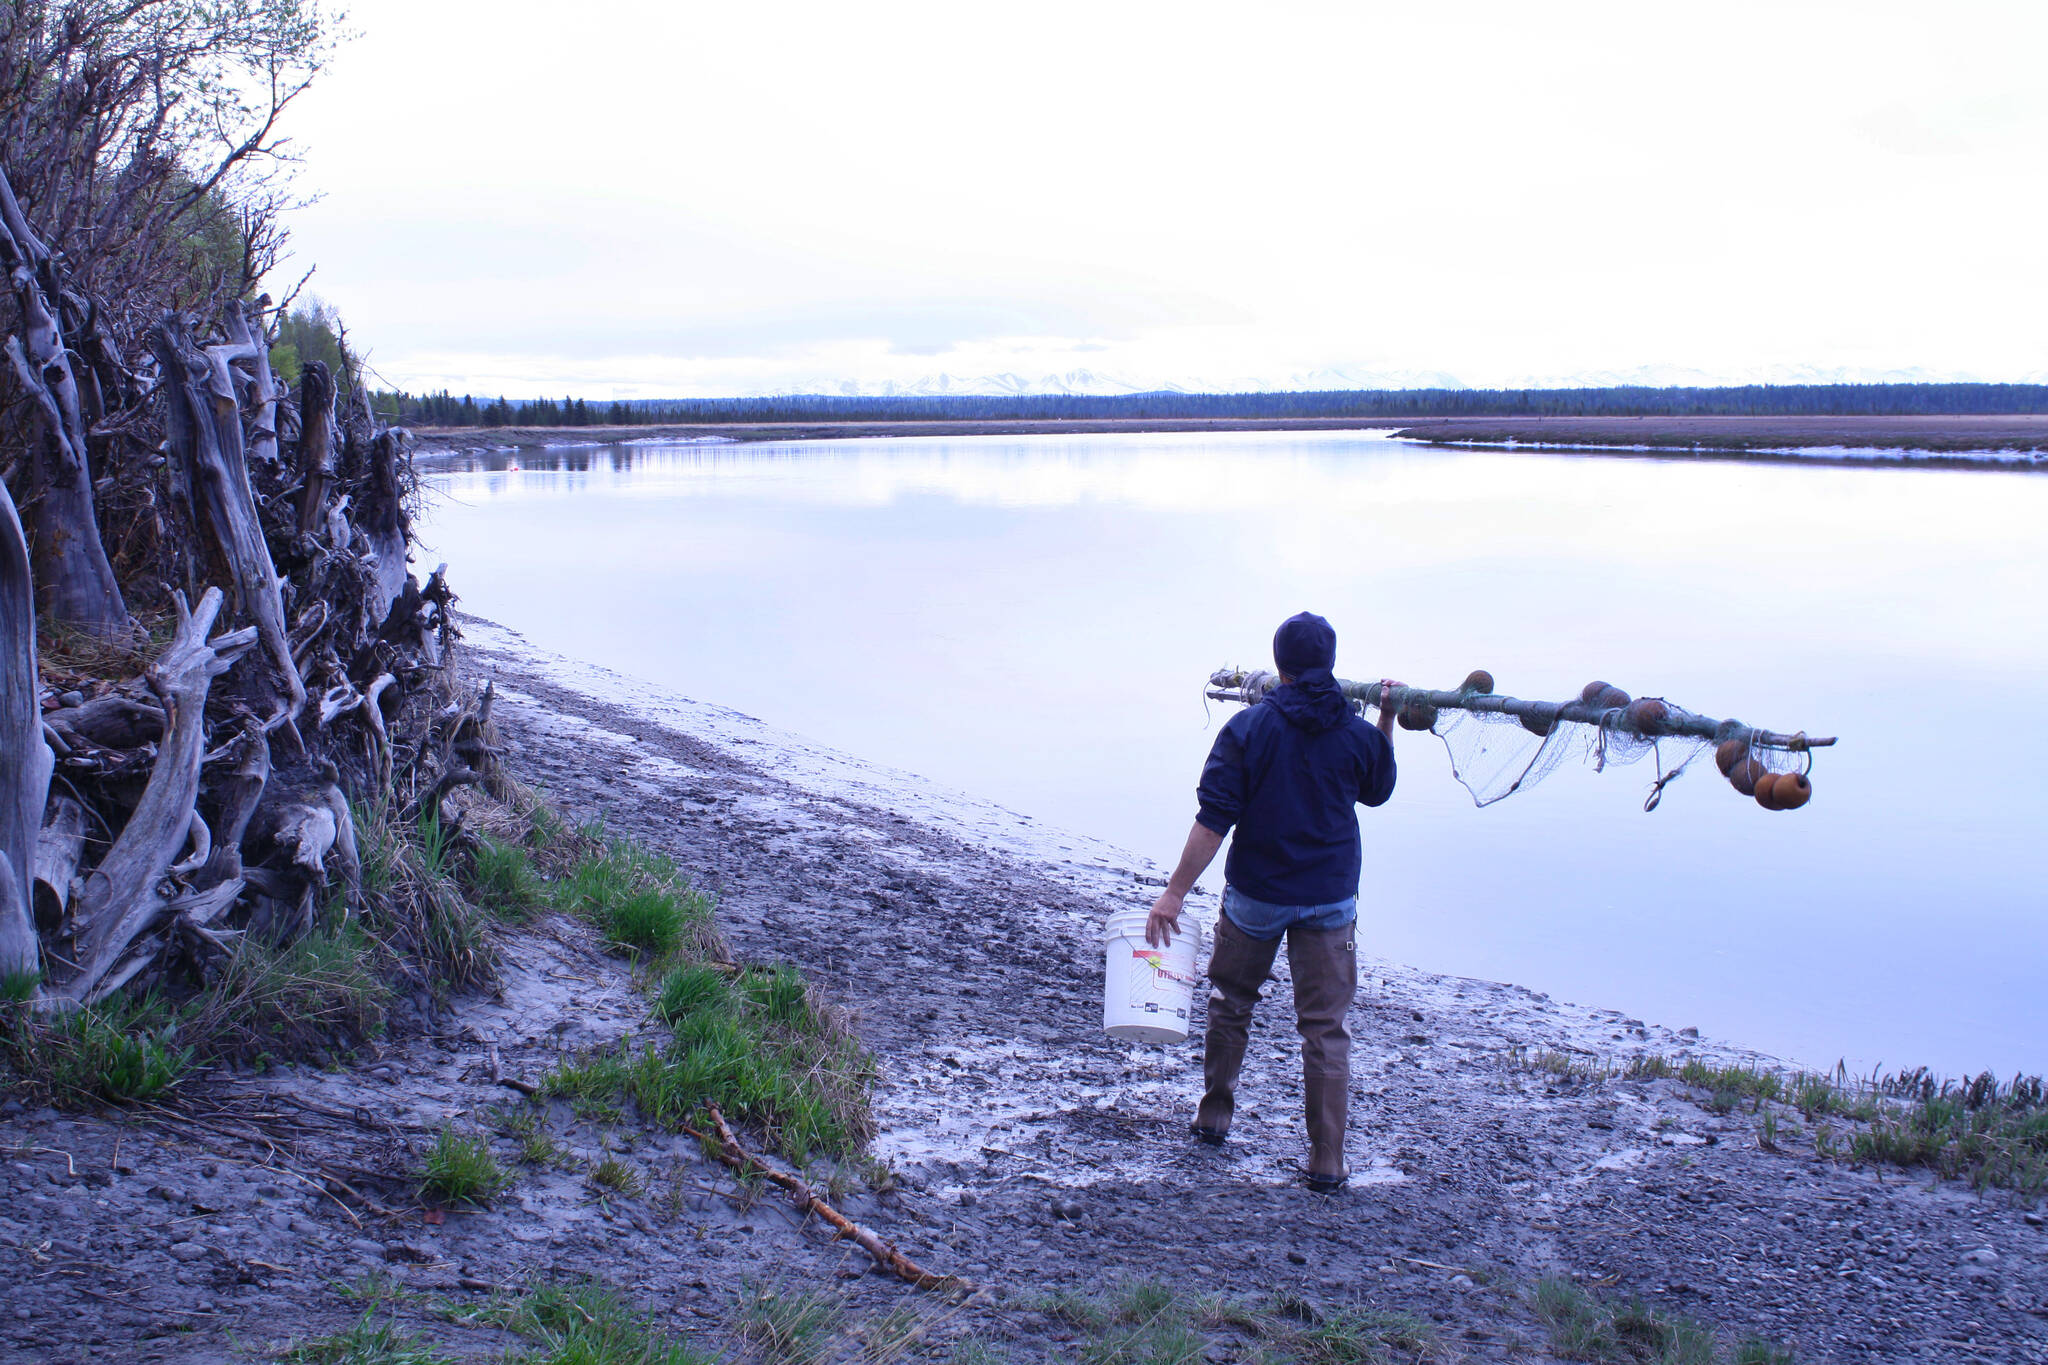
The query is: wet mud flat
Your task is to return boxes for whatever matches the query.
[2,621,2043,1363]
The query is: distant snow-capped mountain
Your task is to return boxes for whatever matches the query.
[762,365,1468,399]
[738,361,2039,401]
[827,368,1179,398]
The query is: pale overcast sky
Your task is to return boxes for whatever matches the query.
[279,1,2048,398]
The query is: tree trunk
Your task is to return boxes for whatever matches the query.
[0,478,49,981]
[151,314,306,725]
[0,168,127,638]
[57,588,256,1003]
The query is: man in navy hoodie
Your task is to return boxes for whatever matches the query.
[1145,611,1398,1193]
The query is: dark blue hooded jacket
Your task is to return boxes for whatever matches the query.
[1194,613,1396,906]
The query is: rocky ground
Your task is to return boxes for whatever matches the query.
[2,621,2043,1363]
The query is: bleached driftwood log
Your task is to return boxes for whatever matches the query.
[32,795,84,933]
[0,479,51,980]
[58,589,256,1004]
[152,313,307,727]
[219,301,283,471]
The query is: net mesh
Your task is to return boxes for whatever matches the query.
[1427,707,1715,809]
[1207,667,1825,814]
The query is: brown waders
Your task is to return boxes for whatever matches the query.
[1194,911,1357,1189]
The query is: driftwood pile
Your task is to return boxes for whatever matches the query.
[0,157,481,1012]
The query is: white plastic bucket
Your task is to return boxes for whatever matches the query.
[1102,909,1203,1044]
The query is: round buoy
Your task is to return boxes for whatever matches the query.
[1580,680,1610,704]
[1754,773,1784,809]
[1398,702,1438,731]
[1774,772,1812,809]
[1715,738,1748,776]
[1462,669,1495,694]
[1519,710,1557,737]
[1729,757,1769,797]
[1623,698,1669,733]
[1596,686,1631,710]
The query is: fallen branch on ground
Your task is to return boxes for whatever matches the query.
[689,1105,970,1296]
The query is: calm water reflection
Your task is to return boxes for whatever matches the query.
[418,431,2048,1076]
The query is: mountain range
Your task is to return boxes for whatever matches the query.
[755,362,2045,400]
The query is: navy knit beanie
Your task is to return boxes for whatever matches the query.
[1273,612,1337,677]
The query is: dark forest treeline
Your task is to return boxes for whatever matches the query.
[372,383,2048,429]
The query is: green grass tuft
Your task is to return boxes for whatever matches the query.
[589,1154,642,1195]
[1517,1047,2047,1195]
[547,836,715,959]
[542,970,871,1164]
[1532,1277,1788,1364]
[419,1125,511,1206]
[519,1131,565,1167]
[1850,1075,2048,1195]
[1,994,194,1104]
[515,819,875,1164]
[1028,1284,1456,1365]
[470,834,545,922]
[195,918,393,1057]
[355,799,495,991]
[735,1284,844,1365]
[282,1308,457,1363]
[603,888,691,956]
[452,1279,712,1365]
[654,963,734,1024]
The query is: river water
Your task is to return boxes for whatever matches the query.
[416,430,2047,1078]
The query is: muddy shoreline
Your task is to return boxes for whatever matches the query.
[2,622,2043,1363]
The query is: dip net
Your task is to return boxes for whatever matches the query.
[1206,668,1830,813]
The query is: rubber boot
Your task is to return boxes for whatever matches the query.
[1193,911,1281,1143]
[1287,922,1357,1191]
